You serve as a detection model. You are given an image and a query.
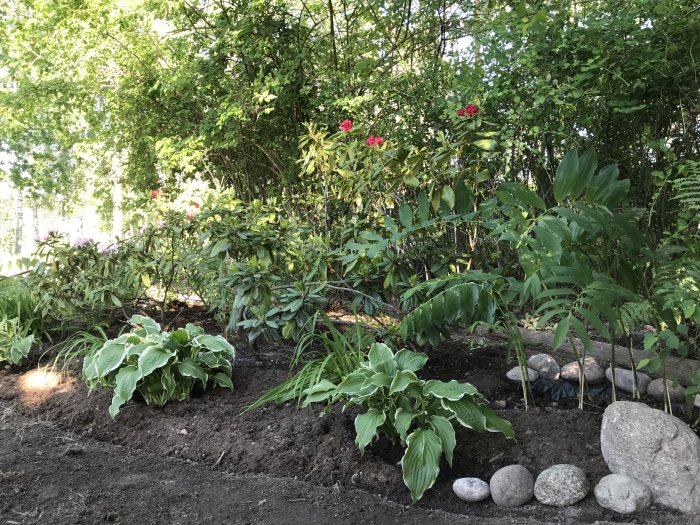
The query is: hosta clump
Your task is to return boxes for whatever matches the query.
[303,343,514,502]
[83,315,235,418]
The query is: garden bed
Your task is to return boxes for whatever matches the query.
[0,307,695,524]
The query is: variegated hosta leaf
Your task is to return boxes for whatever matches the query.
[428,415,456,466]
[129,315,161,335]
[95,341,128,378]
[138,345,174,377]
[394,349,428,372]
[394,407,419,442]
[355,408,386,453]
[401,428,442,502]
[481,405,515,439]
[389,370,419,394]
[423,379,478,400]
[302,379,337,406]
[441,398,486,432]
[367,342,394,371]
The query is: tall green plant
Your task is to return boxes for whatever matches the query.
[304,343,513,502]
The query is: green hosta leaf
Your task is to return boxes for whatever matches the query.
[170,328,189,346]
[401,428,442,502]
[389,370,419,394]
[367,343,394,370]
[364,372,392,388]
[441,398,486,432]
[129,315,161,335]
[95,342,128,378]
[552,316,570,350]
[423,379,478,400]
[482,405,515,438]
[335,370,372,395]
[355,408,386,453]
[302,379,337,405]
[108,394,126,419]
[395,349,429,372]
[184,323,205,338]
[212,372,234,390]
[126,343,151,358]
[394,407,419,442]
[193,335,236,358]
[428,415,456,466]
[138,345,174,377]
[177,358,208,387]
[114,365,141,402]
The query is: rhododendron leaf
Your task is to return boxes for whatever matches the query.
[398,204,413,229]
[441,185,455,209]
[473,139,497,151]
[403,174,420,187]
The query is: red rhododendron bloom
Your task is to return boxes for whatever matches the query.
[456,108,466,117]
[366,135,385,147]
[194,203,200,209]
[465,104,479,117]
[151,190,160,198]
[339,119,353,132]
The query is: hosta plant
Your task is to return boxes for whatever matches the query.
[83,315,235,418]
[303,343,514,502]
[0,316,34,365]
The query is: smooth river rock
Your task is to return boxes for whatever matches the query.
[534,464,589,507]
[527,354,560,380]
[506,366,538,382]
[452,477,490,502]
[594,474,652,514]
[646,378,686,403]
[489,465,534,507]
[560,357,605,384]
[600,401,700,514]
[605,367,651,396]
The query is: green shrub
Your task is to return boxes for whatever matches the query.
[83,315,235,418]
[303,342,513,502]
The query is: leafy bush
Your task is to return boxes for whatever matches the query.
[83,315,235,418]
[0,316,34,365]
[303,342,513,502]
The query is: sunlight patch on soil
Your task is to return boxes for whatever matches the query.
[19,368,73,406]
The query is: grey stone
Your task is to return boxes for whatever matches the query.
[560,357,605,383]
[489,465,534,507]
[695,395,700,409]
[527,354,560,380]
[594,474,652,514]
[600,401,700,514]
[534,464,589,507]
[506,366,538,382]
[452,477,490,502]
[647,378,686,403]
[605,367,652,396]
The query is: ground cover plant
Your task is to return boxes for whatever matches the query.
[303,342,514,501]
[83,315,235,418]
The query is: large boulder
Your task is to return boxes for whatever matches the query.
[600,401,700,513]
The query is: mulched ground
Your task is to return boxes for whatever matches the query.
[0,306,697,524]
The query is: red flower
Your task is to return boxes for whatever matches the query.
[339,119,353,132]
[465,104,479,117]
[151,190,160,198]
[366,136,385,147]
[194,203,200,209]
[456,108,466,117]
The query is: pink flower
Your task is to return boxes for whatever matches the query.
[339,119,353,132]
[151,190,161,198]
[73,237,91,248]
[456,108,466,117]
[366,136,385,147]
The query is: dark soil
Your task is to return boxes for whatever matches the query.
[1,307,697,524]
